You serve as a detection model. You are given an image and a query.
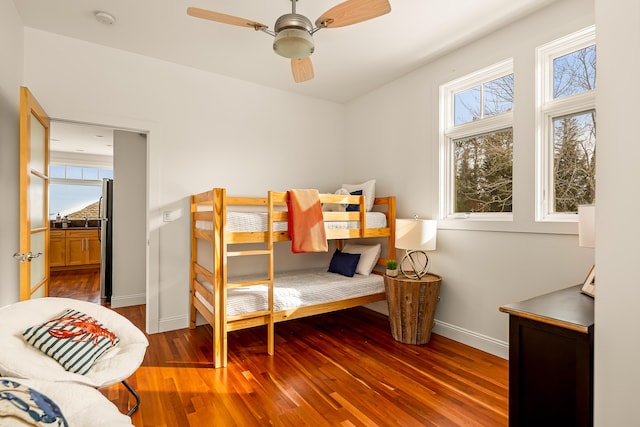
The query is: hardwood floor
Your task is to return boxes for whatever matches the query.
[51,270,509,426]
[49,268,102,303]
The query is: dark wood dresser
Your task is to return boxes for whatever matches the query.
[499,285,594,427]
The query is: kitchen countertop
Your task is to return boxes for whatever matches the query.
[51,227,101,230]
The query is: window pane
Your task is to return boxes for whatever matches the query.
[99,168,113,179]
[50,165,66,179]
[454,86,480,125]
[66,166,82,180]
[82,167,98,180]
[553,110,596,213]
[49,182,102,219]
[484,74,513,117]
[454,129,513,213]
[30,174,45,228]
[553,45,596,99]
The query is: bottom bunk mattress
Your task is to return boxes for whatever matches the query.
[195,268,384,317]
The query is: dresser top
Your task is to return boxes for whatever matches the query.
[499,285,594,333]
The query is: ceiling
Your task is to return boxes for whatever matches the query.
[13,0,556,105]
[49,121,114,157]
[16,0,556,156]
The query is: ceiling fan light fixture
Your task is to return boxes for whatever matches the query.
[273,28,314,59]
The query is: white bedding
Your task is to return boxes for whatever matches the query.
[195,211,387,232]
[195,268,384,316]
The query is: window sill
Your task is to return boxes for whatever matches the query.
[438,217,578,235]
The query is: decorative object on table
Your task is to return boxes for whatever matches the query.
[578,205,595,297]
[395,217,437,279]
[385,259,398,277]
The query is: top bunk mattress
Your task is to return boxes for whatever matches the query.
[195,211,387,232]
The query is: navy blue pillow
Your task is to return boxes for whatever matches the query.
[328,249,361,277]
[346,190,363,212]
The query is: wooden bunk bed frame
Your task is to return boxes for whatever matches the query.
[190,187,396,368]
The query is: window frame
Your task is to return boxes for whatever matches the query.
[439,59,514,221]
[48,163,113,219]
[535,26,596,222]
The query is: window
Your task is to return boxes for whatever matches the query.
[440,59,514,219]
[49,164,113,219]
[537,26,596,220]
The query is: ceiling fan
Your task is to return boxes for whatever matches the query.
[187,0,391,83]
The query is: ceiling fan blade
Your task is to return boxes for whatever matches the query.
[315,0,391,28]
[291,58,314,83]
[187,7,267,30]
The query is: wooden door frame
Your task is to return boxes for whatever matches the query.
[19,86,50,300]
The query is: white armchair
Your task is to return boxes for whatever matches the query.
[0,297,148,416]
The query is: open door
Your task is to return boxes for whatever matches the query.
[16,87,50,300]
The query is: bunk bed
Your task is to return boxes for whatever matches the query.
[190,187,396,368]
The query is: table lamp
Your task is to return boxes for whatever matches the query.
[578,205,595,297]
[395,217,437,279]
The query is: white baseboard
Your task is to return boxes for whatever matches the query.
[366,303,509,359]
[158,314,189,333]
[432,319,509,360]
[148,304,510,359]
[110,293,145,308]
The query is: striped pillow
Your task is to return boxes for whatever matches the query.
[22,309,120,375]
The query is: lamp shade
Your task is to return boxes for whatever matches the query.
[395,219,437,251]
[578,205,595,248]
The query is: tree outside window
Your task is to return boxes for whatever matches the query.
[441,60,514,217]
[537,26,596,219]
[454,129,513,213]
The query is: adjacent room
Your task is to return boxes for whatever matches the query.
[1,0,638,425]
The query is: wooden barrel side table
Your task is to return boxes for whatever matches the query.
[384,273,442,345]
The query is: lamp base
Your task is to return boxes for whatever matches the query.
[400,250,431,279]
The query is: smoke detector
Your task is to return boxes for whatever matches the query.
[95,11,116,26]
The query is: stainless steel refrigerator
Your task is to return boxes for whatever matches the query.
[99,178,113,302]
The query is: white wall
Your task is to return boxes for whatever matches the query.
[22,28,346,332]
[346,0,596,357]
[112,130,146,308]
[0,1,24,306]
[8,0,640,422]
[593,0,640,424]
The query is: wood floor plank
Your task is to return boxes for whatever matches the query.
[50,270,508,426]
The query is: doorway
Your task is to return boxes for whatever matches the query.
[48,121,147,308]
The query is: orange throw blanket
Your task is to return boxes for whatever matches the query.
[287,189,328,253]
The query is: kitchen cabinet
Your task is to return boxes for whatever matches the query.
[49,230,66,267]
[63,229,101,267]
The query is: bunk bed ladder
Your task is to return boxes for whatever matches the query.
[221,191,275,364]
[266,191,275,355]
[214,188,227,368]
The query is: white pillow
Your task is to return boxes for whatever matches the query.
[342,243,381,275]
[342,179,376,211]
[322,188,349,212]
